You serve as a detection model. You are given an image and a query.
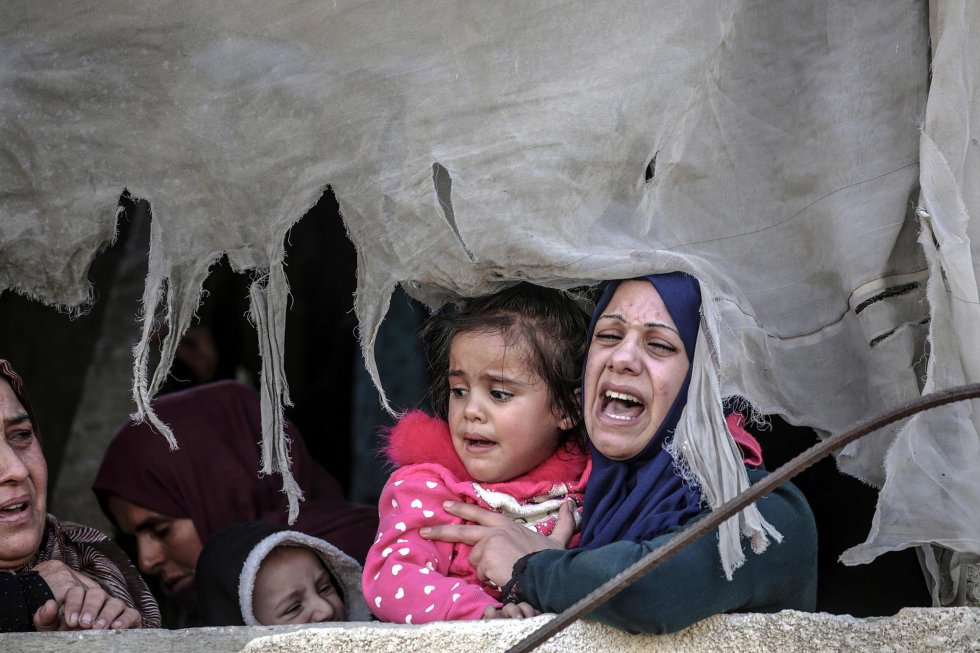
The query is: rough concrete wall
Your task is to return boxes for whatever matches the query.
[5,608,980,653]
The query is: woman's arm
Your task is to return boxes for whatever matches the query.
[516,474,817,634]
[425,472,816,634]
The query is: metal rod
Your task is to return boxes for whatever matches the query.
[505,383,980,653]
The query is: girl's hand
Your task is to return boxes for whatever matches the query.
[420,499,576,589]
[482,602,540,620]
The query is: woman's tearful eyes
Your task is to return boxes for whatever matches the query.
[594,329,622,343]
[648,340,677,355]
[7,428,35,447]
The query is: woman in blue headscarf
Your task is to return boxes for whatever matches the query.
[420,274,817,633]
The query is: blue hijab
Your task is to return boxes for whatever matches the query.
[579,272,705,549]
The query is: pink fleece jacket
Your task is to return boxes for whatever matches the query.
[362,411,591,624]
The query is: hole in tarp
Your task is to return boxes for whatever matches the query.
[432,162,475,261]
[645,151,659,183]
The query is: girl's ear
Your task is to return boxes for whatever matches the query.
[557,389,582,430]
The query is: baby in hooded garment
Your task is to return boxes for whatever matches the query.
[195,521,372,626]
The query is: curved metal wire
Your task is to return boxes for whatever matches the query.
[504,383,980,653]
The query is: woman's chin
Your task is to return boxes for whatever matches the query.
[0,519,45,568]
[161,575,195,598]
[590,430,647,460]
[588,414,654,458]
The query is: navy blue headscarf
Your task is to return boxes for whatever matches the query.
[579,272,705,549]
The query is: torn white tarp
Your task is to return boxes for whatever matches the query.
[838,0,980,605]
[3,0,977,597]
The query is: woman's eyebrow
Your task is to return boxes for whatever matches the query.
[3,412,30,428]
[133,516,169,534]
[598,313,680,335]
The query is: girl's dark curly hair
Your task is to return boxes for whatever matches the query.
[420,283,591,444]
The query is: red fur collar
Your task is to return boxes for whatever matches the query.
[383,410,586,485]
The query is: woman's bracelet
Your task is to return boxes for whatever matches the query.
[500,552,536,604]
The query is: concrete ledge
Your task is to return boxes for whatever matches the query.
[4,608,979,653]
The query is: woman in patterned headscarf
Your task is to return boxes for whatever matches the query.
[0,358,160,632]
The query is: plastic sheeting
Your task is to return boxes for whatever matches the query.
[1,0,976,598]
[838,0,980,604]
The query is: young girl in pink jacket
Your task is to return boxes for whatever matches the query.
[362,283,592,623]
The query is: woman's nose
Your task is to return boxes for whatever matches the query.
[608,336,640,374]
[0,441,30,484]
[136,536,165,575]
[308,597,337,623]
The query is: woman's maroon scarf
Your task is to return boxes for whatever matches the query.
[92,380,377,563]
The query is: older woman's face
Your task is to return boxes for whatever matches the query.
[583,281,691,460]
[0,379,48,569]
[106,495,203,597]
